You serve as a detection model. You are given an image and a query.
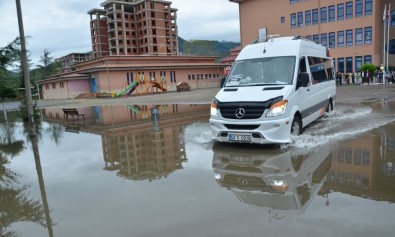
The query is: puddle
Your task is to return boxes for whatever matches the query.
[1,103,394,237]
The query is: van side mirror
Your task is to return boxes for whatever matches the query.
[297,72,310,89]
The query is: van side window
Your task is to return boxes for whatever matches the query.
[308,56,332,84]
[299,57,307,73]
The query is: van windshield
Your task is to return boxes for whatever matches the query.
[225,56,296,87]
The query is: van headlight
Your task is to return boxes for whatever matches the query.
[267,100,288,117]
[211,98,220,117]
[268,178,288,192]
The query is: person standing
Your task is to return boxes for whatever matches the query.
[351,73,355,84]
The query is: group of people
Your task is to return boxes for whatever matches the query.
[335,71,394,85]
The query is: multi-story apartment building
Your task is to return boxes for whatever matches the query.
[88,0,178,59]
[230,0,395,74]
[56,52,92,71]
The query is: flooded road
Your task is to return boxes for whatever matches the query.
[1,102,394,237]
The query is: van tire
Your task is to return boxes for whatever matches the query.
[291,116,302,136]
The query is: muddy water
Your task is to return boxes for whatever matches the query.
[0,102,394,237]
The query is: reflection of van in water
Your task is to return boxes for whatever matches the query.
[210,36,336,144]
[212,143,332,214]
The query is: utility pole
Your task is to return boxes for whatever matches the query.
[15,0,36,135]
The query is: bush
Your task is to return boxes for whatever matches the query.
[18,97,40,122]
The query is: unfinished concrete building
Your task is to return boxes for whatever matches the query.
[88,0,179,59]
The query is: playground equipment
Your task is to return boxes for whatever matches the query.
[115,81,139,97]
[115,73,167,97]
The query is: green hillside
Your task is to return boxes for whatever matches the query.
[178,37,239,59]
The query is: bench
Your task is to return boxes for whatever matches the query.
[62,108,85,122]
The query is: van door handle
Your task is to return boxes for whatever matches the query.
[307,88,310,91]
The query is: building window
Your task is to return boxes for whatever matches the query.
[364,55,371,64]
[328,5,335,22]
[338,3,344,20]
[346,57,353,73]
[346,29,353,47]
[60,82,64,88]
[364,27,372,44]
[305,10,311,26]
[321,33,327,47]
[355,28,363,46]
[346,1,353,19]
[305,35,312,40]
[290,0,295,3]
[281,16,285,24]
[355,56,363,72]
[329,32,335,48]
[338,31,344,47]
[365,0,372,16]
[391,11,395,26]
[313,34,319,44]
[312,9,318,24]
[338,58,345,73]
[388,39,395,54]
[297,12,303,27]
[320,7,327,23]
[290,13,296,28]
[355,0,363,17]
[52,83,56,89]
[45,84,49,90]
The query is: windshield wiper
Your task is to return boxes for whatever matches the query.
[250,83,278,86]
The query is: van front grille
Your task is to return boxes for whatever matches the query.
[218,102,270,119]
[224,124,260,130]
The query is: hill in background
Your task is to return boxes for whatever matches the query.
[178,37,239,59]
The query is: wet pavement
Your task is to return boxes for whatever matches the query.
[1,102,395,237]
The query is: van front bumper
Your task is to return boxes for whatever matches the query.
[209,117,293,144]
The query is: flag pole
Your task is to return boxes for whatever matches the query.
[386,3,390,73]
[383,4,386,84]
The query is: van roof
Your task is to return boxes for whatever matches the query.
[236,36,328,61]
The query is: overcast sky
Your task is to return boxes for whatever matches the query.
[0,0,240,68]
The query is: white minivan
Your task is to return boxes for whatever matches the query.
[210,36,336,144]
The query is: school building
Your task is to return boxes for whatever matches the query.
[229,0,395,74]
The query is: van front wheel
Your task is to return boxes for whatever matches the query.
[291,116,302,136]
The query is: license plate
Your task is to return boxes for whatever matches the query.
[230,156,253,163]
[228,134,252,142]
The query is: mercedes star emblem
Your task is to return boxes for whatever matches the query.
[235,108,245,119]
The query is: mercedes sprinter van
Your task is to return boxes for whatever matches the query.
[210,36,336,144]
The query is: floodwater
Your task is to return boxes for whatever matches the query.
[1,102,395,237]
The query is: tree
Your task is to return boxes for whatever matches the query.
[39,49,54,77]
[0,38,21,71]
[360,64,376,84]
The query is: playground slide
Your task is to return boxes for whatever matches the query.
[126,82,139,96]
[152,82,167,92]
[126,105,141,113]
[115,81,139,97]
